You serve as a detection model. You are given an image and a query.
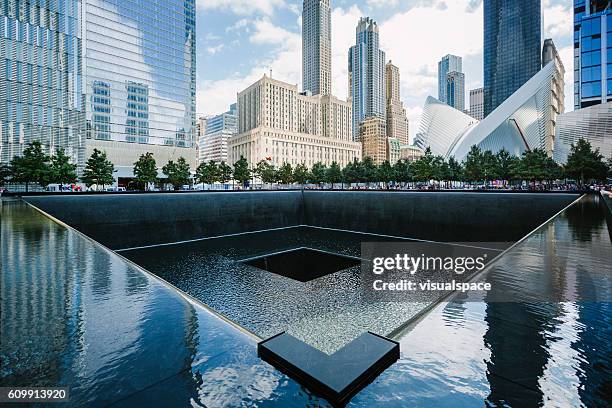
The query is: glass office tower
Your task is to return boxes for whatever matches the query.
[0,0,85,165]
[85,0,196,149]
[349,17,386,141]
[573,0,612,109]
[483,0,541,117]
[438,54,462,104]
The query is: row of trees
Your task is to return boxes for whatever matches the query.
[2,139,611,192]
[194,141,610,188]
[0,142,118,191]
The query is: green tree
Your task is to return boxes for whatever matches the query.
[412,147,436,182]
[162,157,191,190]
[133,152,157,190]
[49,148,78,185]
[393,159,412,185]
[218,161,233,184]
[196,160,221,185]
[277,162,294,185]
[514,149,550,185]
[377,160,394,188]
[361,156,378,184]
[81,148,115,190]
[431,155,447,185]
[607,157,612,178]
[293,163,310,186]
[463,145,484,183]
[10,140,51,191]
[0,163,11,186]
[254,160,277,185]
[310,162,327,187]
[232,156,251,188]
[447,157,463,187]
[565,139,608,186]
[342,158,361,185]
[326,161,343,188]
[496,149,519,185]
[481,150,500,182]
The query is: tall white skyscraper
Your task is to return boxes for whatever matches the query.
[303,0,332,96]
[349,17,386,140]
[438,54,462,104]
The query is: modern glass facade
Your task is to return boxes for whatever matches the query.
[0,0,85,165]
[85,0,196,149]
[484,0,541,117]
[573,0,612,109]
[446,71,465,112]
[0,0,196,171]
[349,17,386,141]
[438,54,462,104]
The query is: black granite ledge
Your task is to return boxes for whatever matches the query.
[258,331,400,406]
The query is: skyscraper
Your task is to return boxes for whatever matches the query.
[85,0,197,180]
[303,0,332,96]
[1,0,86,166]
[199,104,238,164]
[385,61,409,145]
[438,55,462,104]
[0,0,197,182]
[483,0,541,116]
[446,71,466,112]
[469,88,485,120]
[573,0,612,109]
[542,38,565,156]
[349,17,386,140]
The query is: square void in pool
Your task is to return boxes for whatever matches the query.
[243,247,361,282]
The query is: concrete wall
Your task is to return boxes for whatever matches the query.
[25,192,304,249]
[25,191,578,250]
[303,191,578,242]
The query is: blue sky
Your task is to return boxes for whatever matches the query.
[196,0,573,139]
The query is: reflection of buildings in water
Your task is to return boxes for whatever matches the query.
[483,195,611,406]
[0,203,201,400]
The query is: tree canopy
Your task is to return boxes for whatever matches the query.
[565,139,608,186]
[50,148,78,185]
[133,152,158,190]
[81,148,115,189]
[232,156,251,187]
[162,157,191,190]
[10,140,50,191]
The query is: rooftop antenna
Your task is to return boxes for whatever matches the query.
[269,68,272,78]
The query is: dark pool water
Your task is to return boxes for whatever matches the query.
[121,227,503,354]
[2,194,610,407]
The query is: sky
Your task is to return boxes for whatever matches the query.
[196,0,574,141]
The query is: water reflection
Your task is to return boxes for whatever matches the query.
[1,202,224,405]
[352,195,611,407]
[2,195,610,407]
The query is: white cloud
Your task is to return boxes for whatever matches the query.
[330,5,365,100]
[206,44,225,55]
[250,19,298,45]
[198,19,301,115]
[543,0,573,39]
[197,0,284,16]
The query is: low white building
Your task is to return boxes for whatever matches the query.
[415,61,563,162]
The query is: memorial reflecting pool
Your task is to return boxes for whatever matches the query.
[1,192,610,406]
